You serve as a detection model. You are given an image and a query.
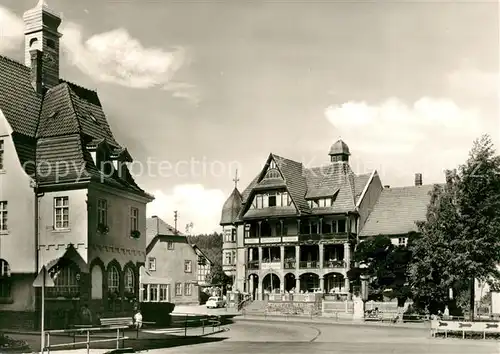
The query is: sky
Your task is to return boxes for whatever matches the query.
[0,0,498,234]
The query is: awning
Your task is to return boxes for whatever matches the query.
[44,243,89,274]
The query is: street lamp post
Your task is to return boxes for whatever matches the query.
[359,262,369,317]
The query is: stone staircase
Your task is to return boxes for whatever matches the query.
[242,300,267,315]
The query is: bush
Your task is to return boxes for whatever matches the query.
[139,302,175,326]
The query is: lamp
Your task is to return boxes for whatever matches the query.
[359,262,369,302]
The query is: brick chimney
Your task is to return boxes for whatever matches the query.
[415,173,422,186]
[29,49,43,94]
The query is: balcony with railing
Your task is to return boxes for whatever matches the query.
[299,260,319,269]
[247,261,259,270]
[323,260,346,269]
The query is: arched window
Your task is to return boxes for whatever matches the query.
[47,262,80,298]
[0,259,11,299]
[108,266,120,294]
[124,268,134,294]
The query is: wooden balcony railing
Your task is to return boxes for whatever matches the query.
[323,260,346,268]
[247,261,259,270]
[299,261,319,269]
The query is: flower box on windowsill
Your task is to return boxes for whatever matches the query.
[97,223,110,235]
[130,230,141,239]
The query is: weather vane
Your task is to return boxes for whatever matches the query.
[233,169,240,189]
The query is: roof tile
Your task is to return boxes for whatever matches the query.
[359,184,436,237]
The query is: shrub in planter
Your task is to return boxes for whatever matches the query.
[139,302,175,326]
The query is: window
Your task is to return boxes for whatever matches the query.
[0,201,7,231]
[54,197,69,229]
[231,229,236,242]
[148,257,156,271]
[46,38,56,49]
[97,199,107,226]
[184,283,192,296]
[231,251,236,265]
[224,252,232,265]
[47,262,79,298]
[0,140,4,170]
[224,229,231,242]
[184,260,192,273]
[244,224,250,238]
[282,193,290,206]
[256,195,262,209]
[175,283,182,296]
[322,220,332,234]
[130,207,139,232]
[0,259,11,299]
[398,237,407,247]
[268,195,277,207]
[167,241,174,250]
[149,284,158,302]
[124,268,134,294]
[160,284,169,301]
[107,266,120,294]
[264,168,281,179]
[337,219,346,233]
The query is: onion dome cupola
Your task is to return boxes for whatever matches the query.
[329,139,350,163]
[220,188,243,225]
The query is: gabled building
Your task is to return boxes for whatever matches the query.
[358,173,436,245]
[192,245,213,287]
[220,140,384,300]
[0,0,154,329]
[141,216,199,305]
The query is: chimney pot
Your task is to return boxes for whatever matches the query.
[415,173,422,186]
[29,49,43,94]
[384,185,390,189]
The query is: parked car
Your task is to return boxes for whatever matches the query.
[206,296,224,308]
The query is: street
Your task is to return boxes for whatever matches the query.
[155,320,500,354]
[46,319,500,354]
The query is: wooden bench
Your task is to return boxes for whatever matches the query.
[100,317,134,328]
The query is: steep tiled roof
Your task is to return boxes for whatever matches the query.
[0,54,151,199]
[237,152,374,219]
[359,184,436,237]
[146,216,183,247]
[0,56,41,137]
[220,188,243,225]
[273,154,310,213]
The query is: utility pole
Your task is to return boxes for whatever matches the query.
[174,211,178,235]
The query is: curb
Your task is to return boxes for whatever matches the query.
[234,315,428,330]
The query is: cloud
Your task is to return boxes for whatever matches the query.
[0,6,23,53]
[61,22,190,91]
[325,97,484,156]
[147,184,226,235]
[448,67,499,99]
[162,82,201,106]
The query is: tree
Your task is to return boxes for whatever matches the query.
[350,234,413,305]
[452,134,500,319]
[409,134,500,319]
[206,263,232,289]
[409,183,462,314]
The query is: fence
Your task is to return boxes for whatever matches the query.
[42,314,223,354]
[43,325,129,354]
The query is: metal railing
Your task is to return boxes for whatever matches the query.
[43,325,129,354]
